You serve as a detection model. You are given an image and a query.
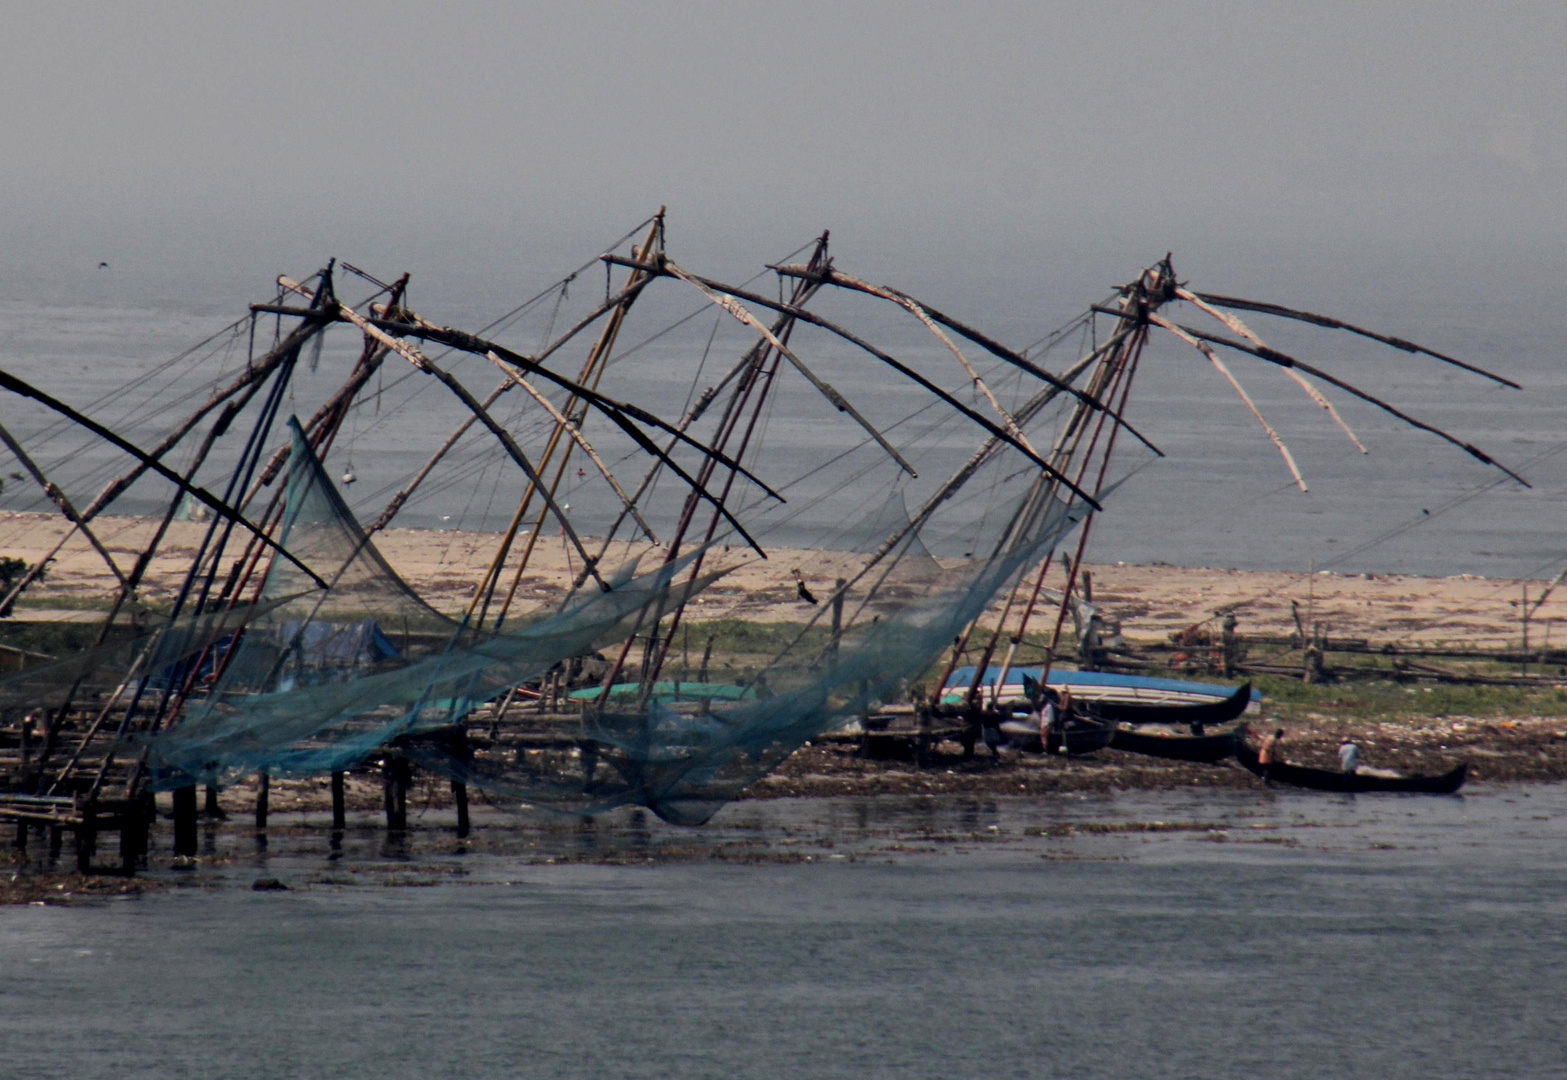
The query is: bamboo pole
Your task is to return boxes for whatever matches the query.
[1176,287,1367,454]
[0,421,132,595]
[485,353,657,542]
[483,217,665,626]
[1190,293,1521,389]
[277,276,609,588]
[1156,319,1529,487]
[1149,313,1308,492]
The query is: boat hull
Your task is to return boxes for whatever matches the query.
[1235,728,1467,793]
[1091,683,1252,727]
[1108,726,1239,763]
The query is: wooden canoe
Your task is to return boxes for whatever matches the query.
[1234,726,1467,794]
[1090,682,1252,727]
[1108,726,1240,763]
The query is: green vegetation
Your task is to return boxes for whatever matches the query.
[7,594,122,612]
[1116,642,1567,725]
[678,619,832,659]
[0,556,41,616]
[1245,675,1567,724]
[0,619,136,660]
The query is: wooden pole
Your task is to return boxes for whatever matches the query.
[331,771,346,829]
[1521,584,1529,676]
[119,801,147,876]
[75,807,96,874]
[452,730,471,838]
[830,579,846,664]
[382,759,396,830]
[382,757,409,831]
[254,772,270,829]
[172,785,198,856]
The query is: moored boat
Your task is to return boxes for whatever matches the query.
[942,666,1259,712]
[1108,725,1240,763]
[1094,682,1252,727]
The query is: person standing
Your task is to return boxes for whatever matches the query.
[1258,727,1285,780]
[1051,687,1075,754]
[1034,692,1057,750]
[1338,739,1360,774]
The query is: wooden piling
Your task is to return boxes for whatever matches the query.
[382,759,396,828]
[383,757,409,830]
[452,730,471,837]
[698,635,714,683]
[255,772,270,829]
[1221,613,1238,678]
[172,784,198,856]
[75,815,96,874]
[331,771,346,829]
[830,579,846,663]
[119,801,148,875]
[203,784,223,819]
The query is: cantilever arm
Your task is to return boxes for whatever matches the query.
[0,369,328,589]
[770,263,1162,456]
[605,255,1108,508]
[1167,322,1530,488]
[277,277,609,588]
[1176,287,1367,454]
[661,260,918,477]
[1146,314,1308,492]
[1192,293,1522,390]
[814,270,1041,460]
[255,301,785,502]
[485,353,659,543]
[0,422,133,593]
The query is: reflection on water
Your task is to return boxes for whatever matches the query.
[3,786,1566,1079]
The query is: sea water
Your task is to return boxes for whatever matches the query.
[2,785,1564,1079]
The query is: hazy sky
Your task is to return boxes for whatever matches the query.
[5,1,1565,285]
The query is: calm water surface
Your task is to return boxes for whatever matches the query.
[3,786,1565,1079]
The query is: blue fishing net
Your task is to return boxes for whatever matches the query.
[143,422,730,789]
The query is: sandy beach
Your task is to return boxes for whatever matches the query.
[2,510,1561,649]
